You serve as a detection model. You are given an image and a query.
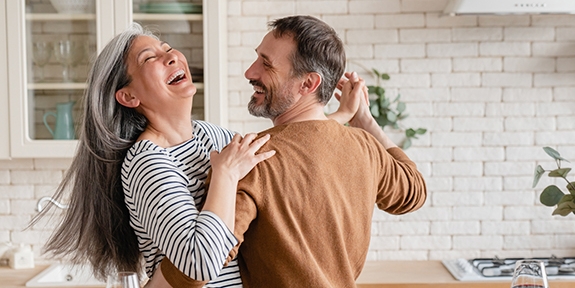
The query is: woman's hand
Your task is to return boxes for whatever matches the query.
[328,71,368,124]
[210,133,275,182]
[204,133,275,230]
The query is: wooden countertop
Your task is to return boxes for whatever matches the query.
[2,261,574,287]
[356,260,575,288]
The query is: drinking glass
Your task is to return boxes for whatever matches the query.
[106,271,141,288]
[53,40,82,82]
[32,42,52,81]
[510,260,549,288]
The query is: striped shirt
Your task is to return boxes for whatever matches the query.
[121,120,242,287]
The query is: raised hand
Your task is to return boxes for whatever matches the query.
[330,71,368,124]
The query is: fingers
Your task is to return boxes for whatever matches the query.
[334,93,341,102]
[241,133,276,167]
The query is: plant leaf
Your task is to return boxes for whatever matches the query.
[532,165,545,188]
[405,128,416,137]
[372,68,380,78]
[380,73,390,80]
[558,194,575,204]
[374,86,385,98]
[415,128,427,135]
[540,185,565,206]
[567,182,575,195]
[543,146,569,162]
[370,103,380,117]
[402,138,412,150]
[548,168,571,178]
[552,201,575,216]
[397,102,406,113]
[367,85,377,95]
[387,111,397,122]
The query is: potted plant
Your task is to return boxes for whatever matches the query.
[367,69,426,149]
[532,146,575,216]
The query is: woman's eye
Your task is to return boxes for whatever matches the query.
[144,56,155,62]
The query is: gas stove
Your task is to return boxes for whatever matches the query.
[442,256,575,281]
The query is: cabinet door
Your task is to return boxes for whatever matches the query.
[6,0,226,158]
[0,0,9,159]
[116,0,228,126]
[6,0,115,158]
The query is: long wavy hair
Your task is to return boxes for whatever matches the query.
[33,23,156,280]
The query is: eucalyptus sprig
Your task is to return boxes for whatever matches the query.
[533,147,575,216]
[367,69,426,149]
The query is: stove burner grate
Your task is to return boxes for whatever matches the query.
[470,255,575,277]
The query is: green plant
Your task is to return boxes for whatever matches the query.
[367,69,426,149]
[532,146,575,216]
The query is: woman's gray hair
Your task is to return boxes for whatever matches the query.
[35,23,157,280]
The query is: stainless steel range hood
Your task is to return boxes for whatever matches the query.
[443,0,575,16]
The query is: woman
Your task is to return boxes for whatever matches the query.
[36,23,274,287]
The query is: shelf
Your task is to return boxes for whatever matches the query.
[28,82,204,90]
[133,13,202,21]
[28,82,86,90]
[25,13,202,22]
[26,13,96,21]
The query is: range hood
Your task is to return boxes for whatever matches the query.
[443,0,575,16]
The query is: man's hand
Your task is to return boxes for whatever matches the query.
[328,71,366,124]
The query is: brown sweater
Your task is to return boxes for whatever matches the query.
[162,120,427,287]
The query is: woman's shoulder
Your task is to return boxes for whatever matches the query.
[124,140,173,165]
[192,120,235,149]
[193,120,233,135]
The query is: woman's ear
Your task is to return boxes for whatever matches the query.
[300,72,321,96]
[115,89,140,108]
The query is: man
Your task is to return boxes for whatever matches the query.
[158,15,427,287]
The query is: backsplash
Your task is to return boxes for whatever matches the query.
[1,0,575,264]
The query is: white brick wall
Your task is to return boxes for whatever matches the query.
[1,0,574,263]
[225,0,575,260]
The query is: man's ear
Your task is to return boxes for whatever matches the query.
[300,72,321,96]
[115,89,140,108]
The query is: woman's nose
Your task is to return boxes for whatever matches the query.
[164,52,177,65]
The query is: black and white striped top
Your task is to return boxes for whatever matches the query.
[121,120,242,287]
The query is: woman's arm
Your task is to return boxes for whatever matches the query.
[202,133,275,230]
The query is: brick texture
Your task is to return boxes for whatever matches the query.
[2,0,575,263]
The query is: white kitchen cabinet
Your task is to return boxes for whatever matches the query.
[5,0,227,158]
[0,0,9,159]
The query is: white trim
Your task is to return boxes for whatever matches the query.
[203,0,228,128]
[0,0,10,159]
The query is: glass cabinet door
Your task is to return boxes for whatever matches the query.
[6,0,226,158]
[6,0,113,158]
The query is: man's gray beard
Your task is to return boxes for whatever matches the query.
[247,92,294,119]
[248,96,275,118]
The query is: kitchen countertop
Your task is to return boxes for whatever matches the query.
[356,260,575,288]
[2,261,575,287]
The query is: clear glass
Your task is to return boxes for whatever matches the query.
[25,0,95,140]
[510,260,549,288]
[106,272,141,288]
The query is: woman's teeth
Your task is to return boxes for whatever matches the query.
[167,70,185,84]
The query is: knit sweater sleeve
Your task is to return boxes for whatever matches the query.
[122,150,237,282]
[373,146,427,214]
